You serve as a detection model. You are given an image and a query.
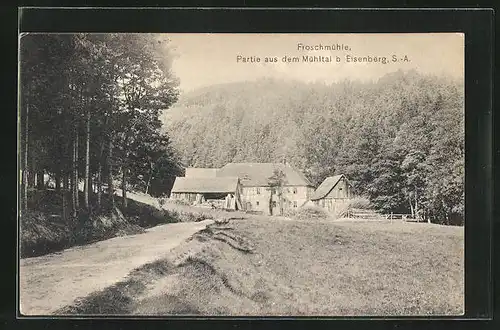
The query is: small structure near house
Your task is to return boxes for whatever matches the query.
[309,174,351,213]
[170,176,243,210]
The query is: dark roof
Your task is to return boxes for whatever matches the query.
[310,175,345,200]
[217,163,314,187]
[171,177,240,193]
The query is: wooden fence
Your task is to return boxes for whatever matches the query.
[385,213,421,222]
[346,209,422,222]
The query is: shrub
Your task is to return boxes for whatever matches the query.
[20,207,145,258]
[165,198,192,206]
[157,197,166,208]
[123,199,168,228]
[20,210,71,257]
[288,206,331,221]
[348,196,372,210]
[163,209,182,223]
[163,208,214,223]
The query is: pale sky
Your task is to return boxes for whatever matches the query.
[162,33,464,93]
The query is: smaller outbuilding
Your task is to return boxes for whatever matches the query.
[170,176,243,210]
[309,174,351,213]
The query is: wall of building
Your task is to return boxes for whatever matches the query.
[313,177,351,213]
[171,181,315,215]
[314,198,349,214]
[171,190,242,210]
[240,186,269,213]
[282,186,315,208]
[241,185,313,215]
[170,192,198,203]
[325,177,350,199]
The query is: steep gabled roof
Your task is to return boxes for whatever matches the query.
[171,177,239,194]
[217,163,314,187]
[310,175,345,200]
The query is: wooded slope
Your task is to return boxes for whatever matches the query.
[163,71,464,223]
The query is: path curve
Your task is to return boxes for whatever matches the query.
[19,219,213,316]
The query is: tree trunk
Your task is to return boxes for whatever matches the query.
[75,129,79,209]
[122,165,128,209]
[23,97,29,212]
[84,107,90,210]
[72,124,79,217]
[268,189,273,216]
[62,189,66,220]
[29,147,36,188]
[108,136,115,208]
[97,169,102,207]
[55,172,61,191]
[414,193,419,221]
[278,187,284,216]
[145,162,153,195]
[71,139,76,216]
[94,175,97,194]
[36,170,44,189]
[408,194,414,218]
[145,177,151,195]
[97,139,105,208]
[442,200,448,225]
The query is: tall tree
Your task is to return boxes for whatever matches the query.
[268,168,287,216]
[19,33,180,221]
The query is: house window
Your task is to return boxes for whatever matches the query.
[256,201,259,206]
[293,187,297,194]
[293,201,297,208]
[256,187,261,194]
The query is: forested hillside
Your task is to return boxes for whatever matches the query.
[163,71,464,224]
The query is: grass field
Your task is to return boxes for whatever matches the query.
[57,217,464,316]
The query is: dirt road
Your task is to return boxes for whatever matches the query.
[19,219,213,316]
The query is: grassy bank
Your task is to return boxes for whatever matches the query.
[56,217,464,316]
[20,190,217,258]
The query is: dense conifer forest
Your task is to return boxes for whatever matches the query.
[19,33,183,219]
[164,72,464,224]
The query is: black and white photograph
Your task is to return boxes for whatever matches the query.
[18,32,465,316]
